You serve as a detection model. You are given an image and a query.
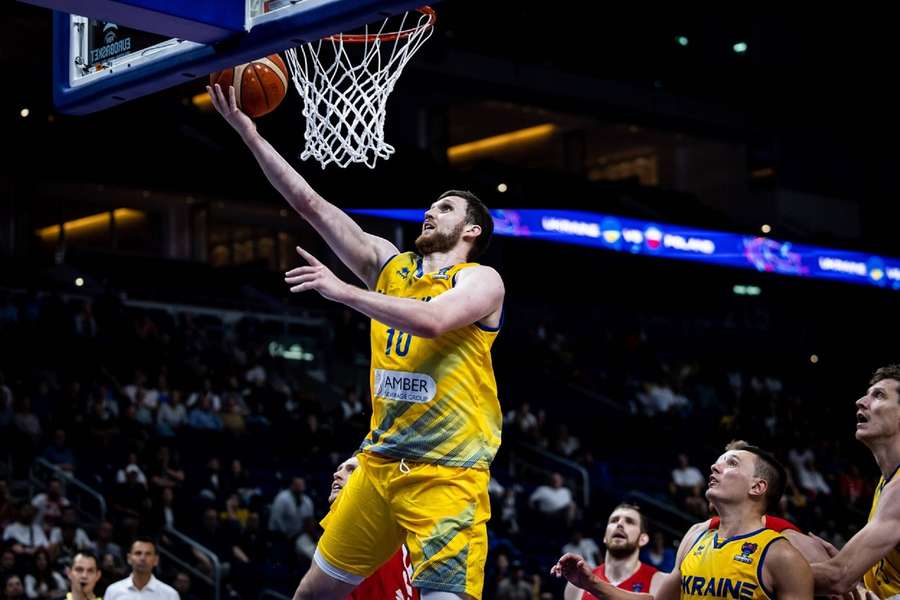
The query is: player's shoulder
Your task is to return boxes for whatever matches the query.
[374,252,415,283]
[456,263,501,279]
[876,473,900,515]
[761,533,803,565]
[687,520,712,539]
[779,528,831,563]
[454,264,504,291]
[679,521,712,556]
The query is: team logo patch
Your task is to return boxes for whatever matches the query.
[631,583,644,592]
[396,266,411,279]
[734,542,758,564]
[694,544,705,556]
[433,266,452,280]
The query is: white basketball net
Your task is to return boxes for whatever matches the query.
[285,10,434,169]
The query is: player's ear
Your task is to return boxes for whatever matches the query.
[638,532,650,548]
[750,477,769,500]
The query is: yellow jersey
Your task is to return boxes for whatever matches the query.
[864,464,900,599]
[359,252,502,469]
[680,527,783,600]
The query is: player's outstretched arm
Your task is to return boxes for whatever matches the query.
[551,523,706,600]
[207,84,398,289]
[285,248,503,337]
[812,480,900,594]
[551,554,663,600]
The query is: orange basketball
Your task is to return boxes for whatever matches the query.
[209,54,289,118]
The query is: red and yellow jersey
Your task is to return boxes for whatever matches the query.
[360,252,502,469]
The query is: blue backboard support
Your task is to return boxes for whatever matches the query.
[22,1,245,42]
[39,0,429,114]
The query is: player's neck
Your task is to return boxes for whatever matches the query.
[866,436,900,479]
[713,503,764,539]
[603,551,640,585]
[421,249,469,274]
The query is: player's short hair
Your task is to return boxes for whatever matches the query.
[611,502,646,533]
[437,190,493,260]
[73,551,99,570]
[724,440,786,513]
[870,365,900,401]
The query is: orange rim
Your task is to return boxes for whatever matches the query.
[324,6,435,43]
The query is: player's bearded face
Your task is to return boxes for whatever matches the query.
[415,219,466,255]
[603,509,642,558]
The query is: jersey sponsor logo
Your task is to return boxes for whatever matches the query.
[374,369,436,403]
[694,544,706,556]
[397,266,411,279]
[681,575,757,600]
[733,542,758,565]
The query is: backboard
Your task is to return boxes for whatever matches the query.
[22,0,428,114]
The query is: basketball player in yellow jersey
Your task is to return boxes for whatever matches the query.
[552,442,812,600]
[810,365,900,599]
[208,84,504,600]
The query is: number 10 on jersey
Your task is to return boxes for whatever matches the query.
[385,328,412,357]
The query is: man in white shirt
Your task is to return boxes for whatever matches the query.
[103,538,179,600]
[529,472,576,525]
[3,503,50,555]
[670,453,705,492]
[31,478,70,526]
[268,478,314,539]
[50,507,94,551]
[561,530,601,568]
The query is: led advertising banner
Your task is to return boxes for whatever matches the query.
[350,208,900,290]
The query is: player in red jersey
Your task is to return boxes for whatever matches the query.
[564,504,666,600]
[327,456,418,600]
[707,515,798,533]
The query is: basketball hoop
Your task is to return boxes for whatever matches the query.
[285,7,436,169]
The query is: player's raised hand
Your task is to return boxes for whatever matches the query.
[285,246,350,303]
[207,83,257,138]
[550,553,596,590]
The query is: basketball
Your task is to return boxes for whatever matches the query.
[209,54,289,118]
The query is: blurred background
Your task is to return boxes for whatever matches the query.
[1,3,898,598]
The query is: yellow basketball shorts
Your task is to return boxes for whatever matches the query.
[315,452,491,599]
